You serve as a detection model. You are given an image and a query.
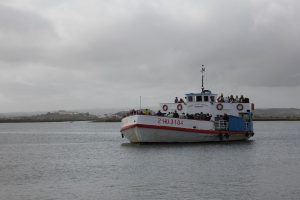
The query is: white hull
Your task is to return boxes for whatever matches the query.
[121,115,252,143]
[121,126,249,143]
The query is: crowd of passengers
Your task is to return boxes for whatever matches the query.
[174,97,185,103]
[217,94,249,103]
[127,109,152,116]
[215,113,229,121]
[157,110,212,121]
[126,109,212,121]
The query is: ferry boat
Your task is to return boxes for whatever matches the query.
[120,67,254,143]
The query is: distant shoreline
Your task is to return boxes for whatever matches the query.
[0,118,300,123]
[0,108,300,123]
[253,118,300,121]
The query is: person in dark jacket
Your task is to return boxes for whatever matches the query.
[173,110,179,118]
[174,97,178,103]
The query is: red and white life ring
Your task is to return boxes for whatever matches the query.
[162,104,168,111]
[236,104,244,111]
[177,104,183,111]
[216,103,223,110]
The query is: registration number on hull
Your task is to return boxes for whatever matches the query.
[157,118,184,126]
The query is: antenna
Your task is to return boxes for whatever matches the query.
[201,65,205,92]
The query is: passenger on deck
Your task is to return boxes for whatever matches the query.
[179,98,184,103]
[156,110,163,116]
[229,95,234,103]
[217,93,225,102]
[173,110,179,118]
[186,113,194,119]
[223,113,229,121]
[200,112,204,120]
[130,109,136,115]
[210,96,215,103]
[144,109,150,115]
[235,95,239,103]
[174,97,179,103]
[205,113,212,121]
[239,95,245,103]
[179,113,186,119]
[138,110,144,115]
[224,96,229,103]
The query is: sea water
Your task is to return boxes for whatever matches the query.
[0,121,299,200]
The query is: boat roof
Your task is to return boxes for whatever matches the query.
[185,90,217,96]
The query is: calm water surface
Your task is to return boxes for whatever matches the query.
[0,121,299,200]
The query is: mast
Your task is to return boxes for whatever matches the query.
[201,65,205,92]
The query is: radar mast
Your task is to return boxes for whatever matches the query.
[201,65,205,92]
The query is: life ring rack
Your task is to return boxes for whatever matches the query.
[177,104,183,111]
[162,104,168,111]
[216,103,223,110]
[236,104,244,111]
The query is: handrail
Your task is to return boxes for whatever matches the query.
[214,120,228,130]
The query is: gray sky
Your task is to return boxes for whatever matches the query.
[0,0,300,112]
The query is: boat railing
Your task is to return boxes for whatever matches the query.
[244,122,252,131]
[214,120,228,130]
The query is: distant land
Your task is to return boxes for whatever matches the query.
[0,110,127,123]
[0,108,299,123]
[253,108,300,121]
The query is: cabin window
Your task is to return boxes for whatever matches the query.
[188,96,193,102]
[210,96,215,102]
[196,96,202,102]
[204,96,209,102]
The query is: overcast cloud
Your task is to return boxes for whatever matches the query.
[0,0,300,112]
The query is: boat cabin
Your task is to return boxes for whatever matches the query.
[184,90,217,115]
[186,90,217,104]
[160,89,253,119]
[158,66,253,121]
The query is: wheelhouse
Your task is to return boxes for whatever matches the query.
[185,90,217,103]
